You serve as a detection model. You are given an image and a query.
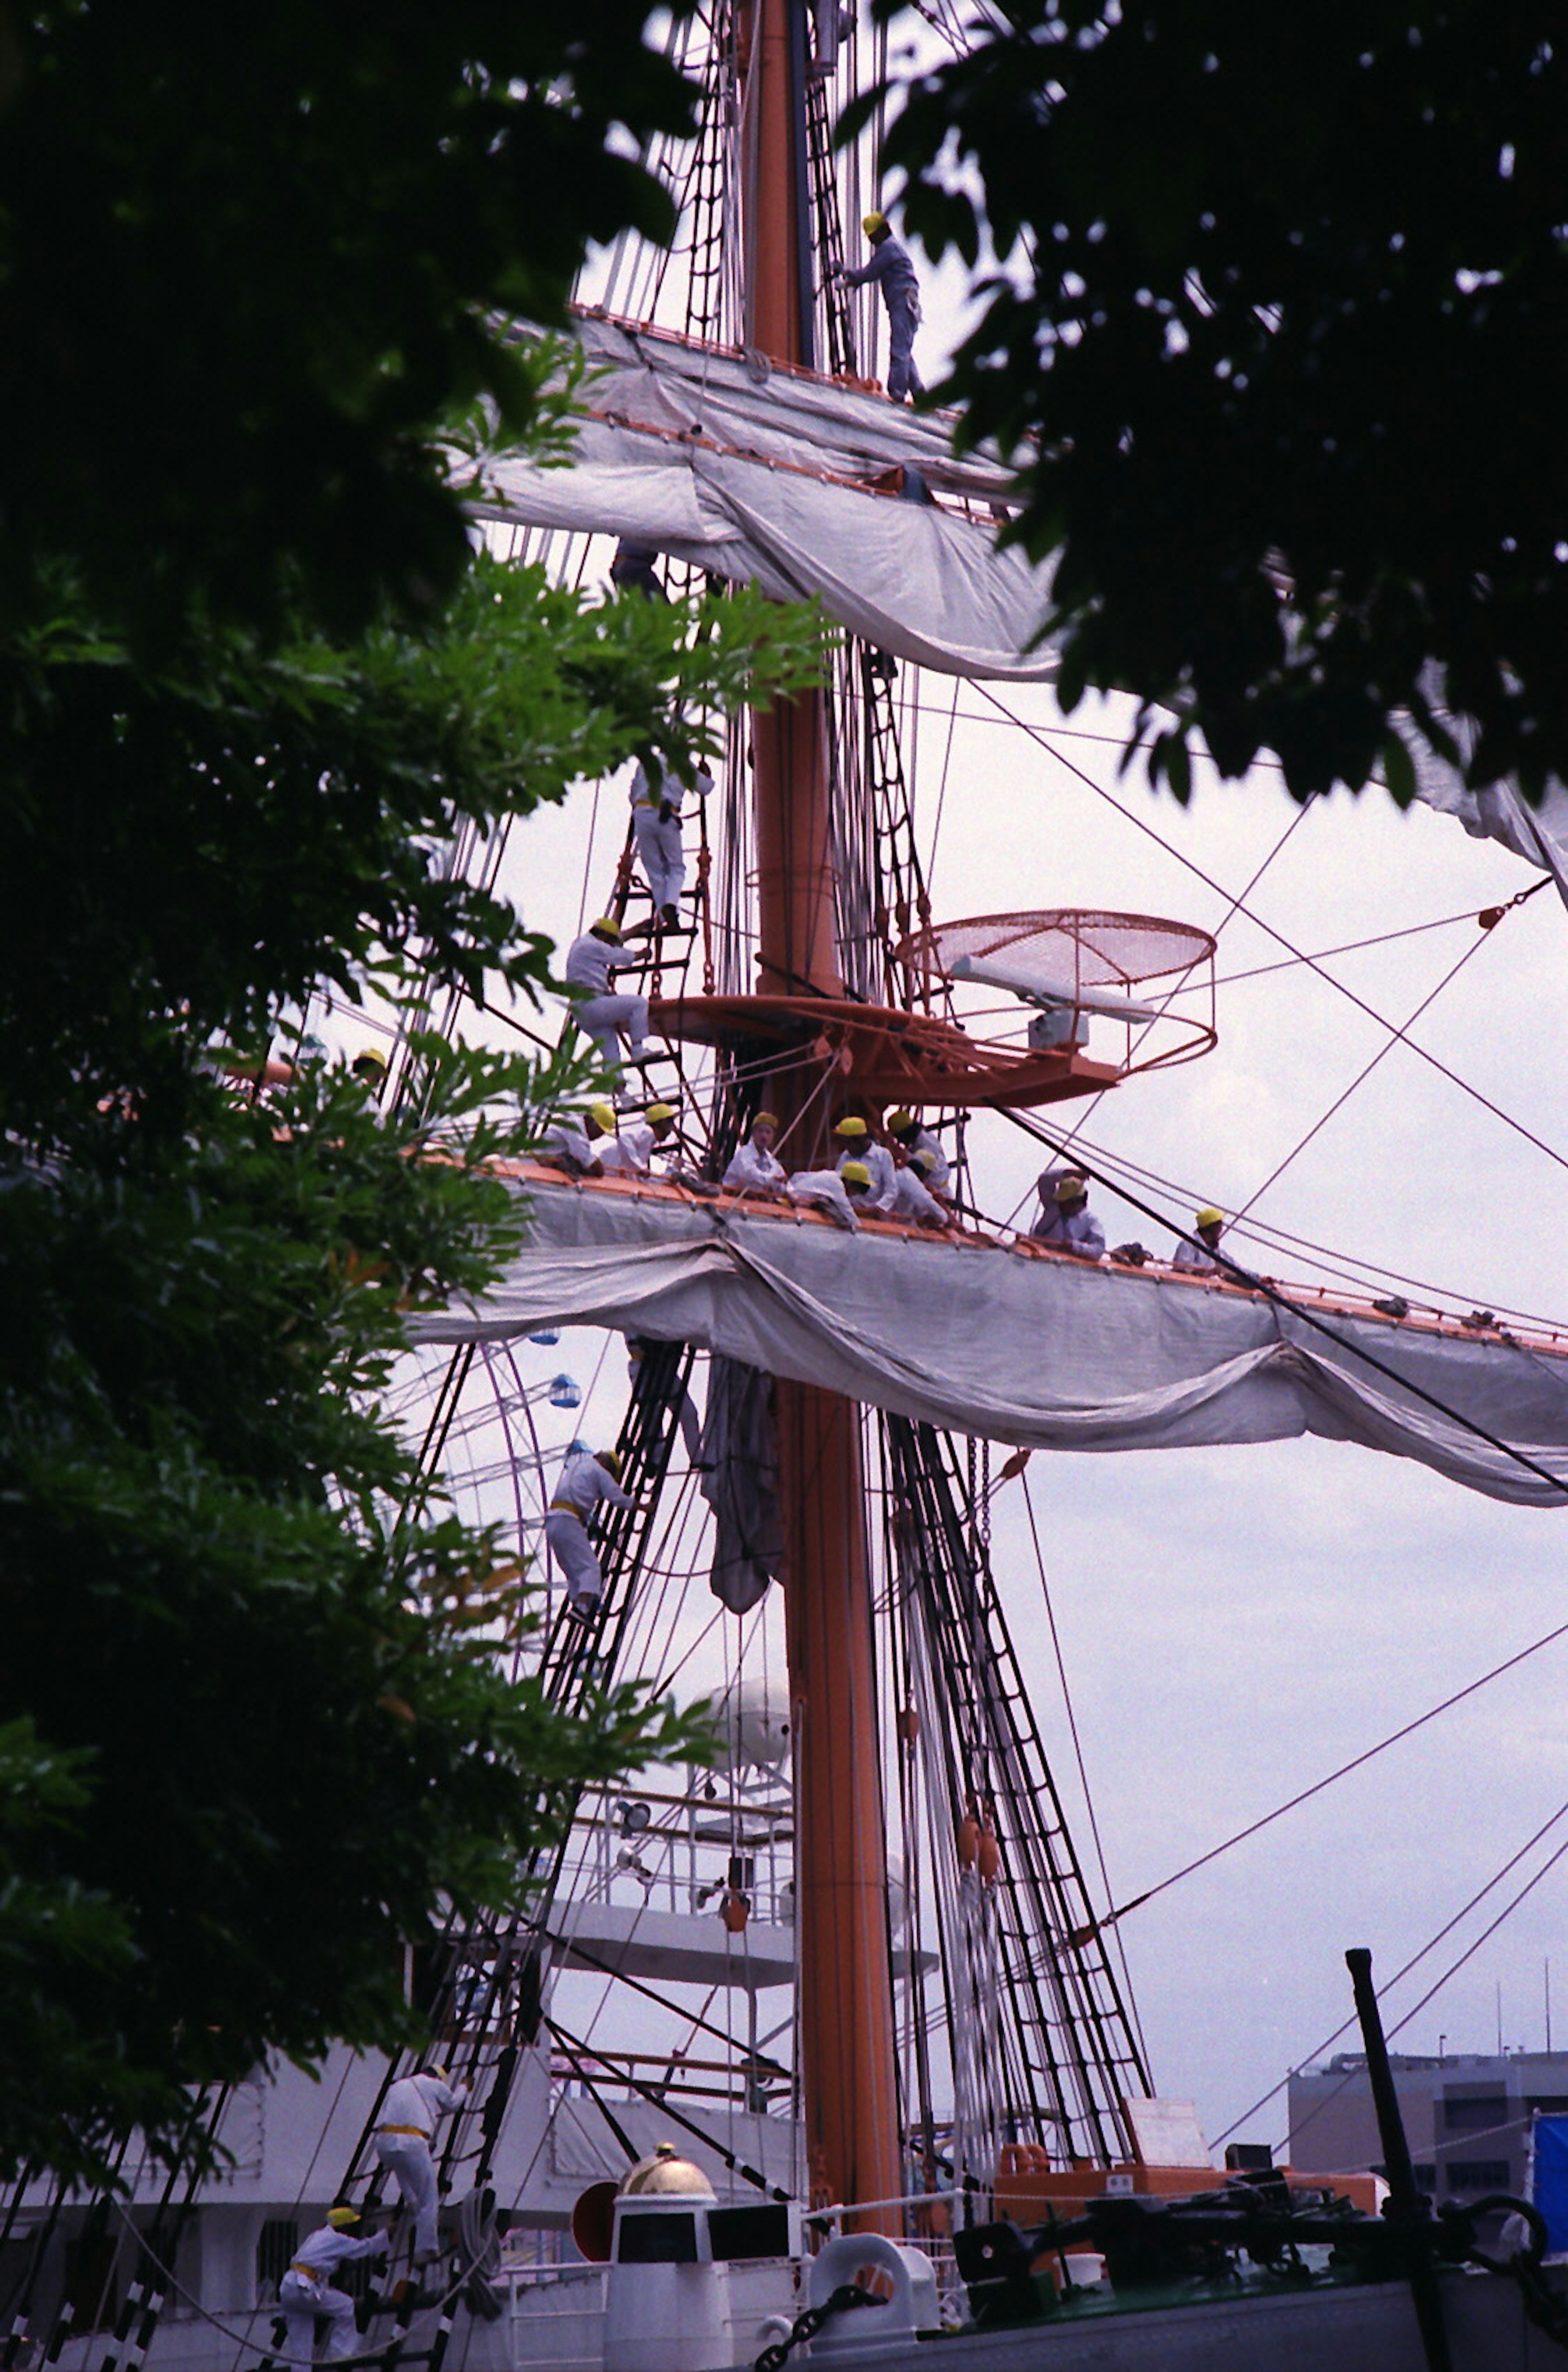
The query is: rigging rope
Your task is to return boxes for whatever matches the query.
[973,680,1568,1180]
[1211,1796,1568,2157]
[1061,1617,1568,1949]
[1006,1107,1568,1499]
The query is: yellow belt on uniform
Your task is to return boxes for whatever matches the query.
[548,1502,582,1519]
[378,2122,430,2136]
[288,2263,324,2281]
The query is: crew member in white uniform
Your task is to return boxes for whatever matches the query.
[278,2205,388,2366]
[629,754,712,930]
[886,1147,949,1229]
[1030,1171,1106,1260]
[885,1108,950,1191]
[1172,1206,1227,1273]
[538,1104,616,1177]
[722,1111,786,1193]
[373,2067,470,2266]
[600,1102,677,1175]
[785,1159,871,1231]
[833,1115,896,1208]
[544,1447,634,1619]
[562,917,650,1069]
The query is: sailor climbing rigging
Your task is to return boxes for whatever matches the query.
[562,916,653,1071]
[277,2205,388,2368]
[546,1446,635,1621]
[630,750,711,931]
[373,2066,469,2267]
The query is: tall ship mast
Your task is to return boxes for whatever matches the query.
[7,5,1568,2371]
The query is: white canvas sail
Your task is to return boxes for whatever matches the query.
[474,312,1060,679]
[408,1177,1568,1509]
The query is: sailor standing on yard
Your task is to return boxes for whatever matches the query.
[885,1107,950,1191]
[278,2205,388,2366]
[1172,1206,1227,1273]
[630,751,712,932]
[373,2067,470,2267]
[830,213,923,401]
[545,1446,634,1622]
[562,916,651,1071]
[886,1145,949,1230]
[833,1114,896,1208]
[1030,1171,1107,1261]
[785,1159,871,1231]
[722,1110,786,1193]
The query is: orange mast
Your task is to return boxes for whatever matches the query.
[738,0,903,2228]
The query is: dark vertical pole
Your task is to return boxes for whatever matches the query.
[1345,1947,1452,2372]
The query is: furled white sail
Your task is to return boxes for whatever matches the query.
[408,1178,1568,1509]
[1393,680,1568,910]
[474,312,1060,679]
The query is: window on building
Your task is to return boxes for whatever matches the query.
[1413,2163,1437,2191]
[1446,2161,1511,2193]
[256,2220,300,2303]
[1441,2094,1508,2133]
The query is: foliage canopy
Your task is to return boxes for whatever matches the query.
[869,0,1568,802]
[0,0,825,2187]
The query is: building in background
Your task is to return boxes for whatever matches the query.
[1289,2051,1568,2200]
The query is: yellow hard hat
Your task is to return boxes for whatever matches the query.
[588,1101,617,1133]
[591,916,622,941]
[841,1161,872,1188]
[646,1103,677,1124]
[862,211,888,238]
[835,1115,869,1137]
[597,1449,622,1479]
[886,1108,915,1135]
[350,1047,388,1077]
[753,1111,780,1130]
[1195,1206,1225,1231]
[327,2206,361,2229]
[1054,1173,1088,1203]
[911,1148,937,1173]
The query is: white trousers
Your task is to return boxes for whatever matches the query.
[279,2274,357,2365]
[374,2131,439,2256]
[632,808,686,914]
[573,991,649,1063]
[545,1509,604,1605]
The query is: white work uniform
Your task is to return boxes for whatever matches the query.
[786,1168,862,1230]
[279,2223,388,2366]
[373,2071,468,2260]
[563,930,650,1067]
[1172,1237,1223,1273]
[898,1126,949,1189]
[630,760,712,918]
[1031,1203,1106,1260]
[723,1137,786,1191]
[886,1165,947,1226]
[837,1140,896,1209]
[601,1119,668,1175]
[537,1119,597,1175]
[544,1453,634,1609]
